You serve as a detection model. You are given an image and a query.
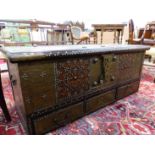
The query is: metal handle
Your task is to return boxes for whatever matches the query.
[112,56,117,61]
[93,58,98,63]
[93,81,98,86]
[111,76,115,81]
[73,76,77,80]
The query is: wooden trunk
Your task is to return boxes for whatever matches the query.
[0,45,149,134]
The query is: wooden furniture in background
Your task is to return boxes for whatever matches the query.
[0,19,71,46]
[92,24,126,44]
[54,24,70,44]
[0,44,149,134]
[66,21,85,30]
[138,21,155,39]
[138,28,152,39]
[67,21,96,44]
[128,19,155,62]
[47,24,70,45]
[70,26,90,44]
[128,19,155,46]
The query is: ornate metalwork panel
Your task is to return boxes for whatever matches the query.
[19,60,56,114]
[118,52,143,83]
[89,54,118,89]
[89,56,103,87]
[103,54,118,85]
[55,58,90,104]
